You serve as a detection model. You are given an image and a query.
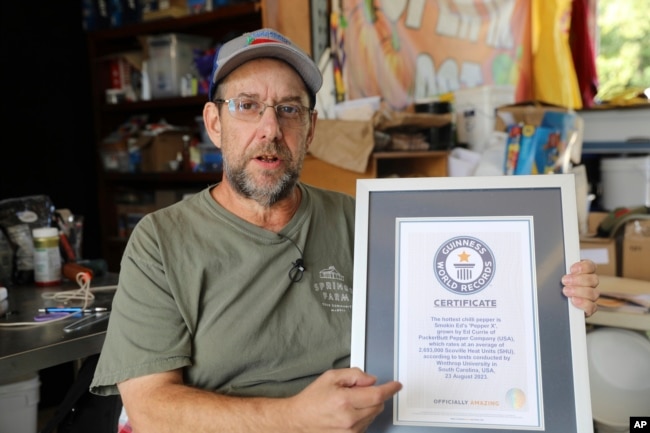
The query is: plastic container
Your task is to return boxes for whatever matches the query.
[587,328,650,433]
[0,375,40,433]
[147,33,211,98]
[32,227,62,286]
[453,85,515,153]
[600,155,650,210]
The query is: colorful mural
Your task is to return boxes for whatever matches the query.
[334,0,530,110]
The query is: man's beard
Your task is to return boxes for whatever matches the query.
[222,142,305,207]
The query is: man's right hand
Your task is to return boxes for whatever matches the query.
[284,367,403,432]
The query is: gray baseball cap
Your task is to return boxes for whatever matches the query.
[208,28,322,100]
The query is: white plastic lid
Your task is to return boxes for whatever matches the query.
[32,227,59,238]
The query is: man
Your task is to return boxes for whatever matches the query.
[91,28,599,433]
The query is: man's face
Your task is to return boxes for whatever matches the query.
[205,58,316,207]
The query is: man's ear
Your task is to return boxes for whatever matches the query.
[202,102,222,149]
[305,111,318,151]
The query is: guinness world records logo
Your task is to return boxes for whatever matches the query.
[434,236,495,295]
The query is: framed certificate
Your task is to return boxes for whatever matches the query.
[351,175,592,433]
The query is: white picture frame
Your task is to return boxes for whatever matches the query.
[351,174,592,433]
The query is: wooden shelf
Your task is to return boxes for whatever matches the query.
[86,2,263,57]
[87,3,262,40]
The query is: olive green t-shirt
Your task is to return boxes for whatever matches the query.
[91,183,356,397]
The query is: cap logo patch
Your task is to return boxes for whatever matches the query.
[246,29,291,45]
[247,37,281,46]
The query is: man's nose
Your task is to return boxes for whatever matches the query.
[257,105,283,137]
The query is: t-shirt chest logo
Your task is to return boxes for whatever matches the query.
[312,266,352,313]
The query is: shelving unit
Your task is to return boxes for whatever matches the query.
[87,3,265,271]
[87,3,264,138]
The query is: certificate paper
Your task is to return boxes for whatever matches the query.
[395,217,543,429]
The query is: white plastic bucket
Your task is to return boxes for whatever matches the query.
[0,375,40,433]
[600,155,650,210]
[587,328,650,433]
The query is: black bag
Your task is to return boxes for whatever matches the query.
[40,354,122,433]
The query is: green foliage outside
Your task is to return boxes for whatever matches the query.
[596,0,650,101]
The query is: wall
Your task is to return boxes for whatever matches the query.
[0,1,101,260]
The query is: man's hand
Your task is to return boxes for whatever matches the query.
[286,367,403,432]
[563,259,600,317]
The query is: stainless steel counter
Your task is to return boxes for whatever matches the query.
[0,274,118,380]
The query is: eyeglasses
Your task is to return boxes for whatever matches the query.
[215,97,313,128]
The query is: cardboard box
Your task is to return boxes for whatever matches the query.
[580,212,617,277]
[580,237,617,277]
[146,33,211,98]
[137,130,189,172]
[587,211,609,235]
[309,112,452,174]
[622,219,650,281]
[309,119,375,173]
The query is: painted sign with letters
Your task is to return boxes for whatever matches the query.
[336,0,530,109]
